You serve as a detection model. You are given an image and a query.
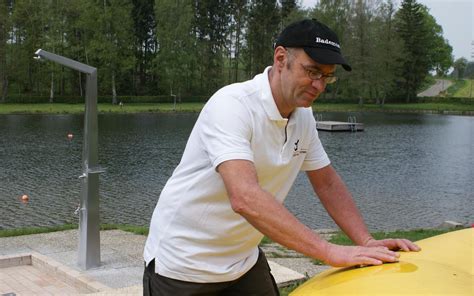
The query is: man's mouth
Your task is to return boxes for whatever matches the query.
[305,90,318,99]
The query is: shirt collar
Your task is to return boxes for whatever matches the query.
[256,67,286,123]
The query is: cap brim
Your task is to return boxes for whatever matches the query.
[304,47,352,72]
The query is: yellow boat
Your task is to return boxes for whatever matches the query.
[291,228,473,295]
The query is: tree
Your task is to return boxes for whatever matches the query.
[431,37,452,77]
[193,0,233,94]
[155,0,195,97]
[463,61,474,78]
[280,0,307,28]
[372,0,404,104]
[78,0,136,102]
[280,0,297,23]
[9,0,49,95]
[311,0,351,46]
[43,0,69,102]
[245,0,280,77]
[394,0,430,101]
[59,0,89,97]
[132,0,157,95]
[345,0,376,103]
[420,6,452,77]
[0,0,459,102]
[394,0,454,101]
[226,0,248,84]
[453,57,468,79]
[311,0,351,99]
[0,0,11,102]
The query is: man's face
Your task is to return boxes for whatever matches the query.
[280,48,336,109]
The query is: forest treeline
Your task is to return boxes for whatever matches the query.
[0,0,467,104]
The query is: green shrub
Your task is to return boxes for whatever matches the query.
[4,95,211,104]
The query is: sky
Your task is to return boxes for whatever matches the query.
[300,0,474,61]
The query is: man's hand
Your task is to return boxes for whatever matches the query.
[324,243,400,267]
[364,238,421,252]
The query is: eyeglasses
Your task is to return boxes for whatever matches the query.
[300,64,338,84]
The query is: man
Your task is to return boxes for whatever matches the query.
[143,19,420,295]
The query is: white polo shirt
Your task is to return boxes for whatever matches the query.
[143,66,330,283]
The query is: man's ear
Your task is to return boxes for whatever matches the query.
[274,46,287,70]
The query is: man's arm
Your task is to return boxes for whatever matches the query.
[218,159,402,267]
[306,165,420,252]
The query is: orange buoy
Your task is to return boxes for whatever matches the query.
[67,133,74,140]
[21,194,29,201]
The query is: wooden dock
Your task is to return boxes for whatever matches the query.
[316,121,364,132]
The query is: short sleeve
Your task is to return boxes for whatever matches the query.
[198,93,254,169]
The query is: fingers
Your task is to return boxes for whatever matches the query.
[325,238,421,268]
[368,238,422,252]
[384,239,421,252]
[395,239,410,251]
[357,257,383,266]
[325,244,400,267]
[363,246,399,263]
[401,239,421,251]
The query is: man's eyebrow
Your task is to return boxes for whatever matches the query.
[304,64,335,75]
[302,64,321,71]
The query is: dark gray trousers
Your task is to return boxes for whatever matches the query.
[143,249,279,296]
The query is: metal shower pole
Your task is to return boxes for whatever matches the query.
[34,49,102,270]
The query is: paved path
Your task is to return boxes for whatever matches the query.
[418,79,453,97]
[1,264,84,294]
[0,229,331,295]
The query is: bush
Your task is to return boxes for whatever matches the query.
[4,95,211,104]
[414,96,473,103]
[315,97,365,104]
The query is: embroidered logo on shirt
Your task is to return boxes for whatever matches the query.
[292,139,307,157]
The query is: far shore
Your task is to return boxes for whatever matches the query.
[0,102,473,116]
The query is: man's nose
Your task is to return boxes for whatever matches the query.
[311,79,326,93]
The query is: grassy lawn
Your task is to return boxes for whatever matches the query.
[328,228,453,246]
[0,224,78,237]
[279,280,308,296]
[0,101,472,115]
[0,103,205,114]
[312,102,473,113]
[363,102,472,112]
[0,223,149,238]
[452,79,473,98]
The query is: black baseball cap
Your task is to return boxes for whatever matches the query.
[275,19,352,71]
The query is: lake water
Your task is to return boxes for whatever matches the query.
[0,112,472,231]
